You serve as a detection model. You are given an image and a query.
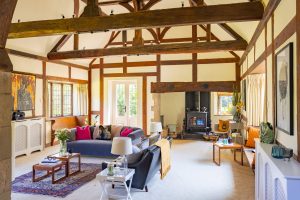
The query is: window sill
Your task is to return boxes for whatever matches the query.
[213,114,232,117]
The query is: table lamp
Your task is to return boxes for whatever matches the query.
[111,137,133,172]
[150,122,163,135]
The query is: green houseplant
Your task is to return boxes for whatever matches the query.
[55,129,70,156]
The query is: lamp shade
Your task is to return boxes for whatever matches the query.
[150,122,163,133]
[111,137,133,155]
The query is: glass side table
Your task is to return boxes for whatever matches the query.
[96,168,135,200]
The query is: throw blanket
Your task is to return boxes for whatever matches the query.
[155,139,171,179]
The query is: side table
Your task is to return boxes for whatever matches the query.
[213,142,243,166]
[96,168,135,200]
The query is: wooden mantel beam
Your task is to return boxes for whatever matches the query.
[9,2,264,39]
[151,81,239,93]
[47,40,247,60]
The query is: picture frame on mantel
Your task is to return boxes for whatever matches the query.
[275,43,294,135]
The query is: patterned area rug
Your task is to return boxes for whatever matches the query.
[12,162,101,198]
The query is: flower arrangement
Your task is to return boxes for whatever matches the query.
[232,86,244,122]
[55,129,70,156]
[55,129,70,141]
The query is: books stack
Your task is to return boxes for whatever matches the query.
[39,158,61,165]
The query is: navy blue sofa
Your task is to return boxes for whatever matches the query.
[67,125,144,157]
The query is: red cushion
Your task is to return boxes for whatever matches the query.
[120,128,133,137]
[76,126,91,140]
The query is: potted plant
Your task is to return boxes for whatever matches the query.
[55,129,70,156]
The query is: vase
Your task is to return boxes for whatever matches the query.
[59,140,67,156]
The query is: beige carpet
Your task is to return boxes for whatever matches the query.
[12,140,254,200]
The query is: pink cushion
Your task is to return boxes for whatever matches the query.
[76,126,91,140]
[120,128,133,137]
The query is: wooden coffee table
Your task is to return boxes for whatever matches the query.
[33,162,67,184]
[48,153,81,176]
[213,143,243,166]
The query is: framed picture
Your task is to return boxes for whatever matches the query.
[12,73,36,111]
[275,43,293,135]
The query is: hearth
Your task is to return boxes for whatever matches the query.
[184,91,211,133]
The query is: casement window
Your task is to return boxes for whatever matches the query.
[216,92,233,115]
[48,82,73,117]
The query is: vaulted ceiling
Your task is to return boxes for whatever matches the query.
[6,0,269,66]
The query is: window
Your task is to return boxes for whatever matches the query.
[217,92,233,115]
[48,82,73,117]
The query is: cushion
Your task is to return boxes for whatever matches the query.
[99,125,111,140]
[111,125,123,138]
[218,120,229,132]
[149,133,161,146]
[120,128,133,137]
[92,126,101,140]
[137,138,149,150]
[245,127,260,148]
[132,145,141,154]
[76,126,91,140]
[127,149,145,164]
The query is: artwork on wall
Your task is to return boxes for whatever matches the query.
[275,43,293,135]
[12,73,36,111]
[241,79,247,111]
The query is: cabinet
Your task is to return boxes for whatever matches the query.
[255,139,300,200]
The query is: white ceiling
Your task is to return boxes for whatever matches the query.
[6,0,267,66]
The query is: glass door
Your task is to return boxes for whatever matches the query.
[112,81,138,127]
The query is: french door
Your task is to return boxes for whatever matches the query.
[112,81,138,127]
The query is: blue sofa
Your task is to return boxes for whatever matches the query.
[67,125,144,157]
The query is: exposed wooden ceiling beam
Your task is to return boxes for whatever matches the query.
[239,0,281,66]
[151,81,238,93]
[8,2,264,39]
[47,40,247,60]
[6,48,88,70]
[50,34,72,52]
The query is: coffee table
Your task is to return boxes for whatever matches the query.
[213,142,243,166]
[32,161,67,184]
[48,153,81,176]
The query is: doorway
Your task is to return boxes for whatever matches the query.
[111,80,138,127]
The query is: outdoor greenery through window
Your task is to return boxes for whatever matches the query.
[129,84,137,117]
[116,84,125,116]
[217,92,233,115]
[48,82,73,117]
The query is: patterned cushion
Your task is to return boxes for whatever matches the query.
[218,120,229,132]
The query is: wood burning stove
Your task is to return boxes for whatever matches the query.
[186,111,208,132]
[184,91,211,133]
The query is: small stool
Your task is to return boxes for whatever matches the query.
[32,162,67,184]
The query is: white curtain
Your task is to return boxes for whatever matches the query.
[73,84,88,116]
[246,74,266,126]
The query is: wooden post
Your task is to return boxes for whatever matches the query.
[296,0,300,161]
[0,1,18,199]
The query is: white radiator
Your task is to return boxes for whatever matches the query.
[11,118,45,180]
[255,139,300,200]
